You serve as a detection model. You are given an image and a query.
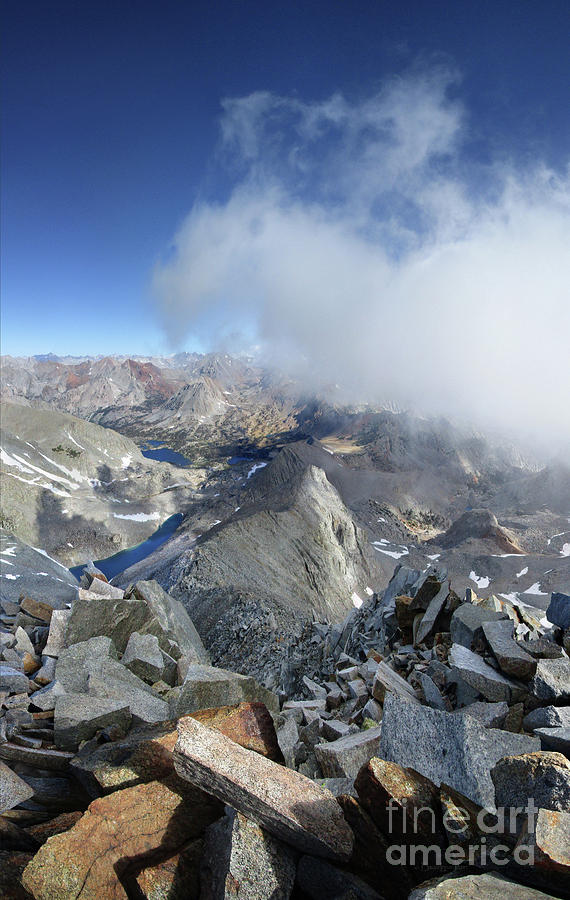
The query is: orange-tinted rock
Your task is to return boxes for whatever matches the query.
[135,840,203,899]
[192,702,283,762]
[20,597,53,624]
[516,808,570,878]
[71,703,281,797]
[22,776,222,900]
[22,654,40,676]
[355,757,445,845]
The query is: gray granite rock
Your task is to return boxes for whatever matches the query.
[361,698,382,722]
[314,727,382,779]
[0,665,29,694]
[379,694,539,808]
[172,664,278,716]
[547,591,570,630]
[491,751,570,812]
[454,700,509,729]
[449,643,519,702]
[313,777,356,797]
[371,661,419,703]
[450,604,506,649]
[534,726,570,755]
[83,577,125,600]
[121,632,165,683]
[0,759,35,812]
[43,609,71,657]
[528,657,570,703]
[33,655,57,686]
[130,580,210,663]
[200,808,297,900]
[65,589,153,653]
[419,673,447,710]
[54,635,170,725]
[481,619,537,680]
[415,582,449,646]
[408,872,559,899]
[174,715,354,861]
[276,716,299,770]
[54,694,132,750]
[523,705,570,731]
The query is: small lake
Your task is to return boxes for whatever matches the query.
[140,441,192,467]
[69,513,184,582]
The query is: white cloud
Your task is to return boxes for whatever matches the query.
[153,67,570,446]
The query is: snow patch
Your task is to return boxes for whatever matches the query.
[365,586,374,596]
[34,548,72,570]
[561,543,570,557]
[426,553,440,560]
[0,546,17,557]
[372,542,409,560]
[469,571,490,589]
[247,462,268,479]
[523,582,548,596]
[113,512,160,522]
[516,566,529,578]
[351,592,363,609]
[2,573,19,580]
[121,454,132,469]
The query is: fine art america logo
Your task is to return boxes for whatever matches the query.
[384,797,537,868]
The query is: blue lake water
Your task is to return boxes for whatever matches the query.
[69,513,184,582]
[141,444,192,467]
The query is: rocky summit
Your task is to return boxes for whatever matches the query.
[0,352,569,898]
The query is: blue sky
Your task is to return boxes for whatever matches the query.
[1,0,569,361]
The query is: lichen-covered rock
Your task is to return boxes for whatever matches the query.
[491,751,570,812]
[21,776,222,900]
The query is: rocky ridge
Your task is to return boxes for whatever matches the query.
[1,558,569,898]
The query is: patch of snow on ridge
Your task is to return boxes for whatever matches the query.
[351,592,363,609]
[561,543,570,557]
[0,546,17,557]
[365,586,374,596]
[426,553,440,560]
[121,454,132,469]
[65,432,85,450]
[5,472,71,498]
[516,566,529,578]
[469,571,490,589]
[372,542,409,559]
[1,447,35,474]
[2,573,19,580]
[322,446,334,455]
[113,512,160,522]
[524,582,548,596]
[34,548,72,571]
[499,592,519,603]
[247,462,267,479]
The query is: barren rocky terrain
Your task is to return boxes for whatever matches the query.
[0,352,569,898]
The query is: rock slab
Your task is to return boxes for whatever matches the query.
[378,695,539,808]
[173,716,354,861]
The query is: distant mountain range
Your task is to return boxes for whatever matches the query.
[1,350,569,677]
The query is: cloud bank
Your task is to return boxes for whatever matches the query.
[153,67,570,447]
